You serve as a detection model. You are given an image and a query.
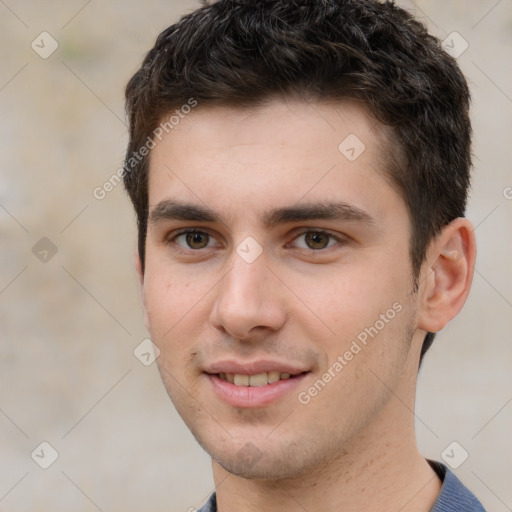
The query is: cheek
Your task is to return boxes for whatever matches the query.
[144,259,193,311]
[143,273,207,400]
[142,266,215,361]
[143,269,190,342]
[289,260,411,345]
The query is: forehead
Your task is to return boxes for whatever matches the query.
[147,98,401,224]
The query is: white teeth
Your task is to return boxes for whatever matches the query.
[220,371,297,386]
[233,374,250,386]
[267,371,280,384]
[249,373,268,387]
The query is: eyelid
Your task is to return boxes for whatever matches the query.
[287,228,347,250]
[166,227,216,241]
[167,228,222,250]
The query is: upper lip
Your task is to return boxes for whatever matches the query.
[204,360,310,376]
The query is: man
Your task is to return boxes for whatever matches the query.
[122,1,485,510]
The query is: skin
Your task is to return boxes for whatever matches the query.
[136,97,476,512]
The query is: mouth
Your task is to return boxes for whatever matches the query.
[214,371,306,387]
[204,362,310,407]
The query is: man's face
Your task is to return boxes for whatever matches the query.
[141,98,423,479]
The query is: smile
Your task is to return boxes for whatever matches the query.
[215,371,303,387]
[207,370,309,407]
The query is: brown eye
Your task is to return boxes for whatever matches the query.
[290,230,340,251]
[184,231,210,249]
[304,231,331,249]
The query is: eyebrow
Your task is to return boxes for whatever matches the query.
[149,199,374,227]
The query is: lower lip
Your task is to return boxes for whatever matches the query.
[207,373,309,408]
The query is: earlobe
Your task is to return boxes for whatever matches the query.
[417,218,476,333]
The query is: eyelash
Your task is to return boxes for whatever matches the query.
[167,229,344,253]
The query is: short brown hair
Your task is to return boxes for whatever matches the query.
[123,0,472,360]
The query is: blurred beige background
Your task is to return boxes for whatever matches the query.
[0,1,511,511]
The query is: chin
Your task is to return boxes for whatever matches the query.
[196,429,333,481]
[213,451,306,480]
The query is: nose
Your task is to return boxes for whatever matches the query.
[209,252,287,340]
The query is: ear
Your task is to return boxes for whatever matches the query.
[417,218,476,334]
[134,250,150,329]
